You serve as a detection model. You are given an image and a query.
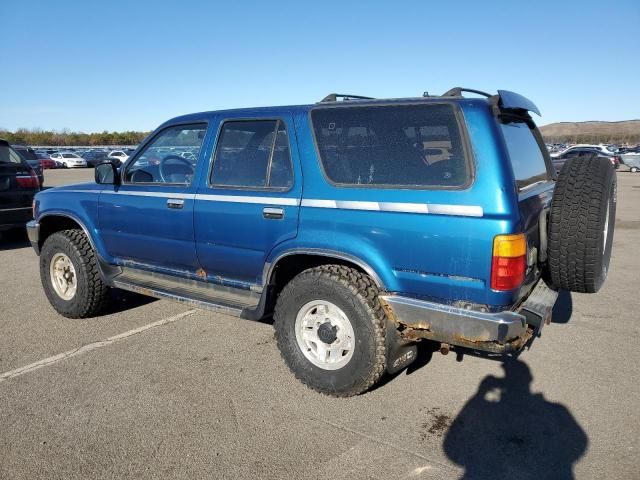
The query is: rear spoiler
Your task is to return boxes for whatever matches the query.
[441,87,541,116]
[496,90,541,116]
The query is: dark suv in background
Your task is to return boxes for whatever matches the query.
[12,145,44,186]
[0,140,39,235]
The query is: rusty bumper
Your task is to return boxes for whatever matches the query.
[379,280,558,354]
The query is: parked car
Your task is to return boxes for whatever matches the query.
[12,145,44,186]
[551,147,620,172]
[0,140,39,234]
[36,152,57,169]
[83,150,111,167]
[551,144,616,159]
[107,150,129,164]
[27,88,616,397]
[49,152,88,168]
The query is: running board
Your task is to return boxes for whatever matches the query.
[112,266,262,317]
[112,280,245,317]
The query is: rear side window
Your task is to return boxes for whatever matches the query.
[211,120,293,189]
[0,145,24,164]
[311,103,470,188]
[500,121,550,191]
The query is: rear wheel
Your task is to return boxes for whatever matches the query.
[630,166,639,173]
[274,265,386,397]
[40,229,110,318]
[548,156,616,293]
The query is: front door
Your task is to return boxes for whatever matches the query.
[194,116,301,285]
[98,123,209,272]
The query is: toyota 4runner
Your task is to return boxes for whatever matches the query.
[27,88,617,396]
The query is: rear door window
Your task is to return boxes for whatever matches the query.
[211,120,293,189]
[500,120,551,190]
[311,103,470,188]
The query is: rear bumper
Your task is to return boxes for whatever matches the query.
[379,280,558,354]
[26,220,40,254]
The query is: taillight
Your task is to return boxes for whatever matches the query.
[16,169,39,189]
[491,234,527,291]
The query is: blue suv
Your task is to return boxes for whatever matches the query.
[27,88,616,396]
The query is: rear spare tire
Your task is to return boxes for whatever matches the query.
[548,155,616,293]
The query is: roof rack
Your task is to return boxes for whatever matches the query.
[319,93,375,103]
[441,87,493,98]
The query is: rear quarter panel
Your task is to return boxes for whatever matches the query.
[285,101,524,308]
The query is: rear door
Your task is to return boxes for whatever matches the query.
[194,115,301,285]
[499,117,555,290]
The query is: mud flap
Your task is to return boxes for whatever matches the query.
[386,321,418,374]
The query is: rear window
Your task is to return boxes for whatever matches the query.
[311,103,470,188]
[14,147,38,161]
[500,121,550,191]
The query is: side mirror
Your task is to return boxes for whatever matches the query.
[95,161,120,185]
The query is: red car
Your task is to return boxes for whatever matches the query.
[36,152,56,169]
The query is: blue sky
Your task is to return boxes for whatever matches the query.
[1,0,638,132]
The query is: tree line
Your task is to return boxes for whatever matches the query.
[0,128,150,146]
[2,127,639,147]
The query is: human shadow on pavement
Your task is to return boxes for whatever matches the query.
[443,358,588,480]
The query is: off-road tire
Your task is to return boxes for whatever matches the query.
[274,265,387,397]
[548,156,616,293]
[40,229,110,318]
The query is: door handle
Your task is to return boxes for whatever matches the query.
[263,207,284,219]
[167,198,185,209]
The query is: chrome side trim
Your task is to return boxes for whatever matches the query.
[300,199,483,217]
[195,193,299,206]
[57,190,482,217]
[0,206,32,212]
[263,248,385,288]
[102,191,194,200]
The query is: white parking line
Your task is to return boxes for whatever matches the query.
[0,309,197,384]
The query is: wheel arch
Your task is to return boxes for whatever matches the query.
[264,249,386,299]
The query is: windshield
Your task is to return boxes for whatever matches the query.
[62,153,79,158]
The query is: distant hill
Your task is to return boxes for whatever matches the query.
[540,120,640,144]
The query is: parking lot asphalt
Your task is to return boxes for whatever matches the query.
[1,168,638,479]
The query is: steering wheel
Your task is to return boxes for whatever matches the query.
[158,155,195,183]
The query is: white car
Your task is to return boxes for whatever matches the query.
[551,144,616,158]
[108,150,129,163]
[50,152,88,168]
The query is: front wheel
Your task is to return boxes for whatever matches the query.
[631,166,639,173]
[274,265,387,397]
[40,229,110,318]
